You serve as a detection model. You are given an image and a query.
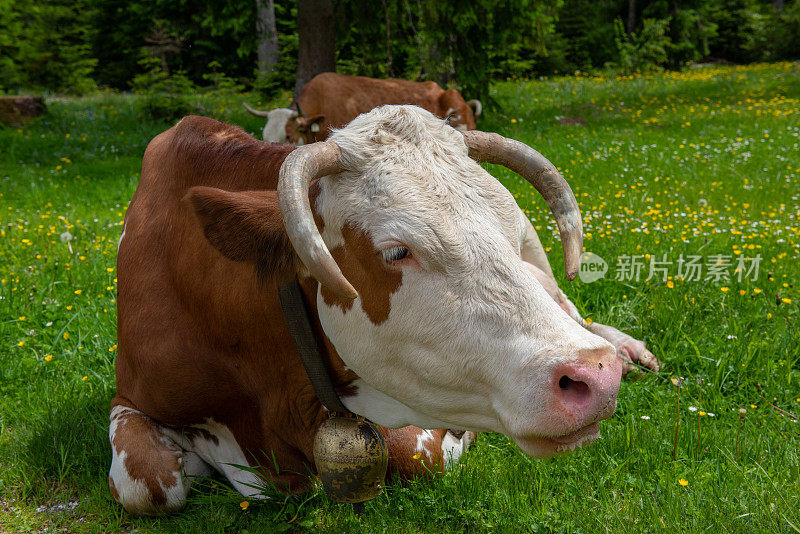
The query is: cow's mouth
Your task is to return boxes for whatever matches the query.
[514,421,601,457]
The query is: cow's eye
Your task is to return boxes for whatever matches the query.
[382,246,410,262]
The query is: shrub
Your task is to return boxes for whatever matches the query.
[131,56,197,122]
[608,17,671,75]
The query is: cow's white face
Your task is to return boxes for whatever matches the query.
[311,106,621,457]
[261,108,297,143]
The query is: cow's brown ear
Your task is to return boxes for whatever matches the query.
[184,186,298,280]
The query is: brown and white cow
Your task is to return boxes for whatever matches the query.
[244,72,482,144]
[110,105,658,515]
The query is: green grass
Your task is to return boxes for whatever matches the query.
[1,63,799,533]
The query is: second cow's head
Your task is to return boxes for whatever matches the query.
[187,105,621,457]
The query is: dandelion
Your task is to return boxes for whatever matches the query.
[240,501,249,510]
[109,345,117,352]
[74,289,82,295]
[18,316,25,321]
[721,287,729,292]
[750,404,757,409]
[781,297,792,304]
[413,452,422,460]
[666,281,674,288]
[81,376,88,381]
[44,355,53,362]
[698,411,707,416]
[106,267,114,272]
[678,479,689,486]
[17,340,25,347]
[754,288,762,294]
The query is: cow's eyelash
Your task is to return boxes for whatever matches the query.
[382,246,410,262]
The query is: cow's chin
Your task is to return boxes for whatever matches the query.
[512,422,601,458]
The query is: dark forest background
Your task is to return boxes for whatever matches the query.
[1,0,799,103]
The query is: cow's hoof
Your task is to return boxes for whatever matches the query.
[616,337,660,376]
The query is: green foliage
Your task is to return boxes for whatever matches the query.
[553,0,620,72]
[334,0,561,107]
[770,1,800,60]
[131,55,197,122]
[0,0,97,94]
[202,61,245,97]
[6,0,800,96]
[610,17,672,74]
[704,0,768,63]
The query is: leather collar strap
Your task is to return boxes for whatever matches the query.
[277,278,351,415]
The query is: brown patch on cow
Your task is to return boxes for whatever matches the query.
[438,88,476,130]
[308,181,324,234]
[557,116,586,126]
[319,224,402,325]
[380,426,446,478]
[109,476,120,501]
[182,426,220,447]
[111,409,180,508]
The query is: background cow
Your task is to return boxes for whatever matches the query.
[244,72,482,144]
[110,105,657,515]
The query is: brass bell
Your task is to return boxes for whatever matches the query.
[313,416,388,503]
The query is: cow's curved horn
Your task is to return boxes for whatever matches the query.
[243,102,270,118]
[462,130,583,280]
[278,142,357,299]
[466,99,482,119]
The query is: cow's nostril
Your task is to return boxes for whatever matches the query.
[559,376,591,404]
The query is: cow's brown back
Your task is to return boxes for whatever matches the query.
[296,73,476,140]
[114,116,347,490]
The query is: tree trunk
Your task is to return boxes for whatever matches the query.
[294,0,336,100]
[381,0,393,76]
[256,0,279,74]
[626,0,636,39]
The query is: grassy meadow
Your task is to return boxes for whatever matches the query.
[1,62,798,532]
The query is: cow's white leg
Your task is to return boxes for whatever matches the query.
[520,214,659,375]
[380,426,477,478]
[108,405,212,516]
[523,261,660,375]
[161,420,269,499]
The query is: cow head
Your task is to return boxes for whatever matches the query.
[190,105,620,458]
[285,115,326,145]
[440,89,479,131]
[243,103,299,143]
